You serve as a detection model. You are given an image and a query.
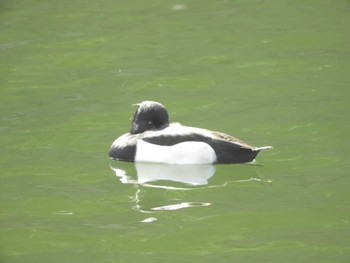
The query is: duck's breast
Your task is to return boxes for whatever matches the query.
[109,133,138,161]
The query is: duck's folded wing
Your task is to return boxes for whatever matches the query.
[206,138,257,163]
[141,131,257,164]
[141,132,211,146]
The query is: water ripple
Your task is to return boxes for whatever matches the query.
[152,202,211,211]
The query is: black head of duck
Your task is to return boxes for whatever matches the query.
[130,101,169,134]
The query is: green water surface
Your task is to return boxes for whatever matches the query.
[1,0,350,262]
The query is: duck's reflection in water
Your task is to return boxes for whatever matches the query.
[110,162,271,221]
[110,162,220,217]
[111,162,219,188]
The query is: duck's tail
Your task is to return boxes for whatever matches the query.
[254,146,273,152]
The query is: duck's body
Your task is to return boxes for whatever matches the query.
[109,101,272,164]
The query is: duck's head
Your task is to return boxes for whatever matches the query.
[130,101,169,134]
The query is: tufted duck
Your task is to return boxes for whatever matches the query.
[109,101,272,164]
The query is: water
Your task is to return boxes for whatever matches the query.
[1,0,350,262]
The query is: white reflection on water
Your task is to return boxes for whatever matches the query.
[152,202,211,211]
[110,162,219,218]
[110,161,271,221]
[111,162,217,188]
